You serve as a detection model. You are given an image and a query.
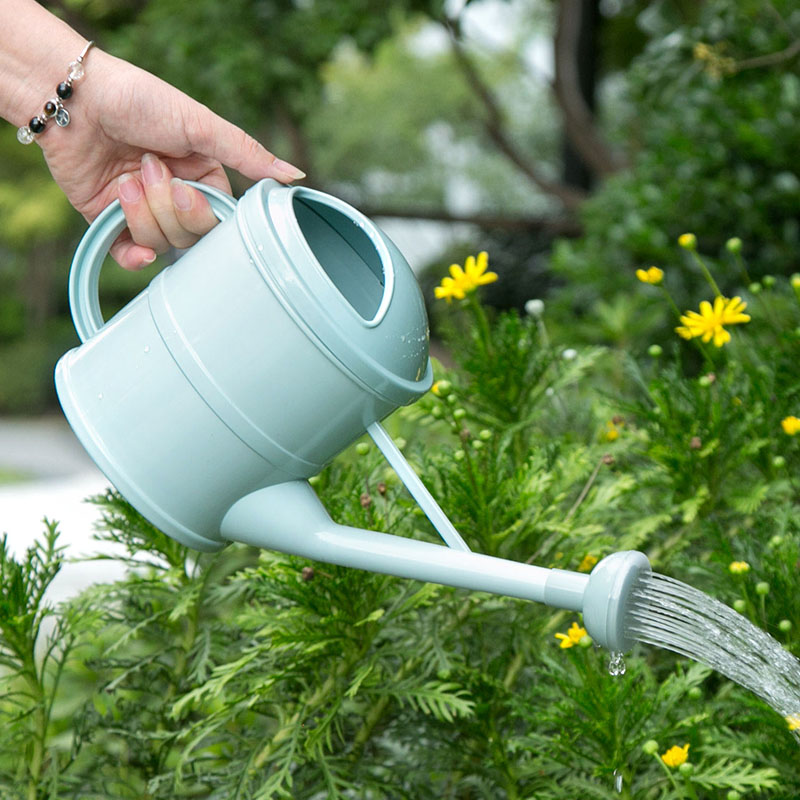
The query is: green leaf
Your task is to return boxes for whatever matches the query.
[690,758,779,792]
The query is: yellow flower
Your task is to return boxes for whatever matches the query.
[786,713,800,731]
[434,266,470,302]
[604,419,623,441]
[636,266,664,285]
[464,251,497,287]
[434,251,497,302]
[554,621,587,649]
[661,743,690,768]
[675,296,750,347]
[781,416,800,435]
[678,233,697,250]
[578,554,599,573]
[729,561,750,574]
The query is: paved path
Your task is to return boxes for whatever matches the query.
[0,416,126,601]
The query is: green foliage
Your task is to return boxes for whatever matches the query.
[549,0,800,342]
[4,238,800,796]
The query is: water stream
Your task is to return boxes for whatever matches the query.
[626,572,800,737]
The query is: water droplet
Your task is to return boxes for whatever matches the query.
[97,393,103,401]
[143,345,150,354]
[608,651,626,676]
[613,769,623,793]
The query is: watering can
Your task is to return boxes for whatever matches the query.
[55,179,650,652]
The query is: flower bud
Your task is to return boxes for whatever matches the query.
[453,408,467,420]
[687,686,702,700]
[749,281,762,294]
[525,298,545,317]
[578,634,593,648]
[471,439,484,450]
[755,581,770,596]
[772,455,786,469]
[642,740,659,755]
[678,232,697,250]
[733,599,747,613]
[454,449,465,461]
[432,379,452,398]
[679,762,694,777]
[779,619,792,632]
[648,344,663,357]
[725,237,742,254]
[479,429,492,441]
[763,274,776,288]
[355,442,370,456]
[727,791,742,800]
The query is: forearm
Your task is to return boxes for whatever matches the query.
[0,0,88,126]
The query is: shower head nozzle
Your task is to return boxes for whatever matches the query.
[582,551,652,652]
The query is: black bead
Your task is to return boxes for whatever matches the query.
[29,116,46,134]
[56,81,73,99]
[44,100,57,117]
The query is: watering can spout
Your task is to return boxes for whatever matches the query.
[220,481,651,652]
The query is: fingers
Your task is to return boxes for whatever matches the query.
[108,229,156,272]
[115,154,219,269]
[191,108,306,184]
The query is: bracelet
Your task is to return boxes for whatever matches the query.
[17,40,94,145]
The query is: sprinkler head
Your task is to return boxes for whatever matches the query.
[582,551,651,652]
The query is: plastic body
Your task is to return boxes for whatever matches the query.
[55,180,432,551]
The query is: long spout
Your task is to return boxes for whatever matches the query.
[220,481,650,650]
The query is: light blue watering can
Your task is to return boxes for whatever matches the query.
[56,179,650,651]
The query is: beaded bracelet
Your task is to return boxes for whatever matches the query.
[17,40,94,145]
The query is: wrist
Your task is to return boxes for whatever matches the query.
[0,0,89,126]
[16,40,95,144]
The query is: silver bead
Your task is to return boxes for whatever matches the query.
[16,125,34,144]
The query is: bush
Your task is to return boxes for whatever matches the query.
[547,0,800,345]
[2,246,800,798]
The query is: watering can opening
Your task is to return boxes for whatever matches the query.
[292,193,387,323]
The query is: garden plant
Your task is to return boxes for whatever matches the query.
[2,238,800,798]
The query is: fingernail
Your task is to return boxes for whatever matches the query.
[272,158,306,181]
[141,153,163,186]
[142,250,157,265]
[118,173,142,203]
[170,178,192,211]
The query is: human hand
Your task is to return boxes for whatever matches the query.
[39,48,305,269]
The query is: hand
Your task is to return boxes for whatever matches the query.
[39,49,305,269]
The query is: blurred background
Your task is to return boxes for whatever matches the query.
[2,0,799,551]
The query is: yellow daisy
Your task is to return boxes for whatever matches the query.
[675,296,750,347]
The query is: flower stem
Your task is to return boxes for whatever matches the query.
[691,251,723,297]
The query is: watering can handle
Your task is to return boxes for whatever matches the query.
[68,181,238,342]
